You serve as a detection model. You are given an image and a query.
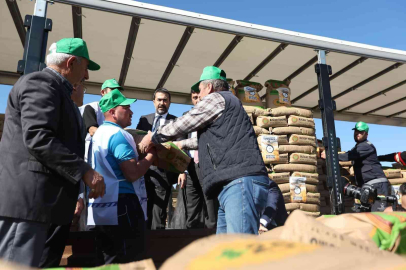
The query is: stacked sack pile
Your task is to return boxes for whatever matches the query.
[243,103,321,217]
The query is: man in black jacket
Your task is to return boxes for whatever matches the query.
[322,121,388,212]
[140,66,269,234]
[0,38,105,267]
[136,88,178,229]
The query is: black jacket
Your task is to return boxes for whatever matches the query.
[136,113,177,132]
[136,112,179,183]
[198,91,267,197]
[261,181,288,229]
[0,68,90,225]
[339,140,386,186]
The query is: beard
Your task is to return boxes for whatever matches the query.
[157,106,168,115]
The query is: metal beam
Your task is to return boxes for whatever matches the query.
[72,6,82,38]
[6,0,26,47]
[119,17,141,87]
[244,43,288,81]
[388,109,406,118]
[84,80,192,104]
[364,93,406,115]
[312,62,403,110]
[52,0,406,63]
[157,26,194,89]
[338,79,406,112]
[292,57,367,104]
[213,35,243,68]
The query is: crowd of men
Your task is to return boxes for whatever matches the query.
[0,37,403,268]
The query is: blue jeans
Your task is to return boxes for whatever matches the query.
[216,175,269,235]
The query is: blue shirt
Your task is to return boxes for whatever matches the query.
[104,121,137,194]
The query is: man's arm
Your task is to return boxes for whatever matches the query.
[151,93,225,145]
[341,143,375,161]
[20,76,91,184]
[120,150,156,182]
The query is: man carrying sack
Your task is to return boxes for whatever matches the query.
[140,66,269,234]
[88,89,156,264]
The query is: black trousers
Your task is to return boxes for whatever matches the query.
[92,194,146,265]
[354,180,389,212]
[39,223,71,268]
[144,166,177,230]
[185,162,218,229]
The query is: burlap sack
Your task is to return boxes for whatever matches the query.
[289,134,317,147]
[273,164,317,173]
[264,79,291,108]
[271,126,315,136]
[285,192,321,204]
[384,169,403,179]
[388,178,406,185]
[268,172,290,184]
[270,107,313,118]
[289,153,317,165]
[300,203,320,212]
[247,113,254,124]
[236,80,263,106]
[302,211,321,217]
[161,228,406,270]
[278,183,318,193]
[287,115,315,128]
[279,145,316,154]
[227,78,237,96]
[285,203,300,211]
[291,172,319,184]
[258,135,279,164]
[268,153,288,164]
[339,161,353,166]
[257,135,288,150]
[253,126,270,135]
[243,105,269,117]
[256,116,287,128]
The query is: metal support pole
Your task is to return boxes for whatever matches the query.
[315,50,344,215]
[17,0,52,75]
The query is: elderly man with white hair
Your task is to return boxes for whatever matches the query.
[0,38,105,267]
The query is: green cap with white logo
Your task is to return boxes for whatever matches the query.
[54,38,100,71]
[101,78,123,91]
[99,89,136,113]
[352,121,369,133]
[191,66,227,92]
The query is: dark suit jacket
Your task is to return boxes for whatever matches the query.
[136,112,178,185]
[136,113,177,132]
[0,68,91,225]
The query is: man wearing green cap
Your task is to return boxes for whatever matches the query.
[89,89,156,264]
[322,121,388,212]
[140,66,269,235]
[0,38,105,267]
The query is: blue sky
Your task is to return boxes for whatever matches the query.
[1,0,405,165]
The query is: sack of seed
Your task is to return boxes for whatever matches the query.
[287,115,315,128]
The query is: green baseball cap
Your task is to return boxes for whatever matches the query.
[191,66,227,92]
[101,78,123,91]
[54,38,100,71]
[99,89,137,113]
[352,121,369,133]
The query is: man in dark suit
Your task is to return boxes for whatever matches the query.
[136,88,178,229]
[0,38,105,267]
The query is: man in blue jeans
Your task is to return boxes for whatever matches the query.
[140,66,269,234]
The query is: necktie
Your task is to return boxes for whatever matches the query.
[152,115,162,132]
[194,149,199,164]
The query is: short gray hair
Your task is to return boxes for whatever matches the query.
[46,42,82,66]
[200,79,229,92]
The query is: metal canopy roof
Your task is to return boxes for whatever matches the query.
[2,0,406,126]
